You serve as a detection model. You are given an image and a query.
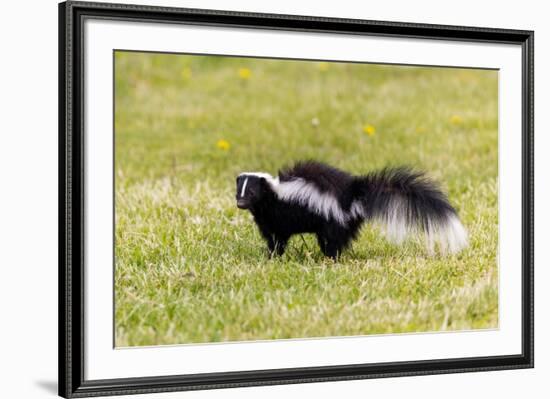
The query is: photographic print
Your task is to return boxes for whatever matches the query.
[60,2,533,396]
[114,51,498,347]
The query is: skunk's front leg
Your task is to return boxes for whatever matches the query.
[265,233,289,257]
[258,225,288,256]
[253,216,289,256]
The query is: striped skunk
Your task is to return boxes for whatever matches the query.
[236,161,467,258]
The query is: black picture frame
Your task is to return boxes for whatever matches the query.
[59,1,534,397]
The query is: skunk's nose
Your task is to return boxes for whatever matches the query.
[236,199,248,209]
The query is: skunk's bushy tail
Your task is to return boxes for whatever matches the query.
[351,167,468,254]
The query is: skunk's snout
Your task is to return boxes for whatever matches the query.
[236,198,249,209]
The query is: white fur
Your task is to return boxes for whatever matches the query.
[273,178,348,225]
[239,172,349,224]
[350,200,366,219]
[438,215,469,254]
[383,197,409,244]
[422,215,468,254]
[377,197,468,254]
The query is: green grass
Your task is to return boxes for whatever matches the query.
[114,51,498,347]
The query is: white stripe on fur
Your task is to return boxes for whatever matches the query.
[272,178,348,225]
[350,201,366,219]
[240,177,249,198]
[238,172,348,224]
[238,172,279,187]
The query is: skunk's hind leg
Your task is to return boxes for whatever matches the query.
[316,226,354,259]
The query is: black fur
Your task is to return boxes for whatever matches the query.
[236,161,464,259]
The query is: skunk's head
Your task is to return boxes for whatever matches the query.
[236,173,275,209]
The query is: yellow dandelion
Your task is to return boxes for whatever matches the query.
[216,139,230,151]
[238,68,251,80]
[318,62,329,72]
[415,126,426,134]
[450,115,462,125]
[362,124,376,136]
[181,66,192,80]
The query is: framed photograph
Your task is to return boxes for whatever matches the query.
[59,1,534,397]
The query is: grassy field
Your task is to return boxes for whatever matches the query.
[114,51,498,347]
